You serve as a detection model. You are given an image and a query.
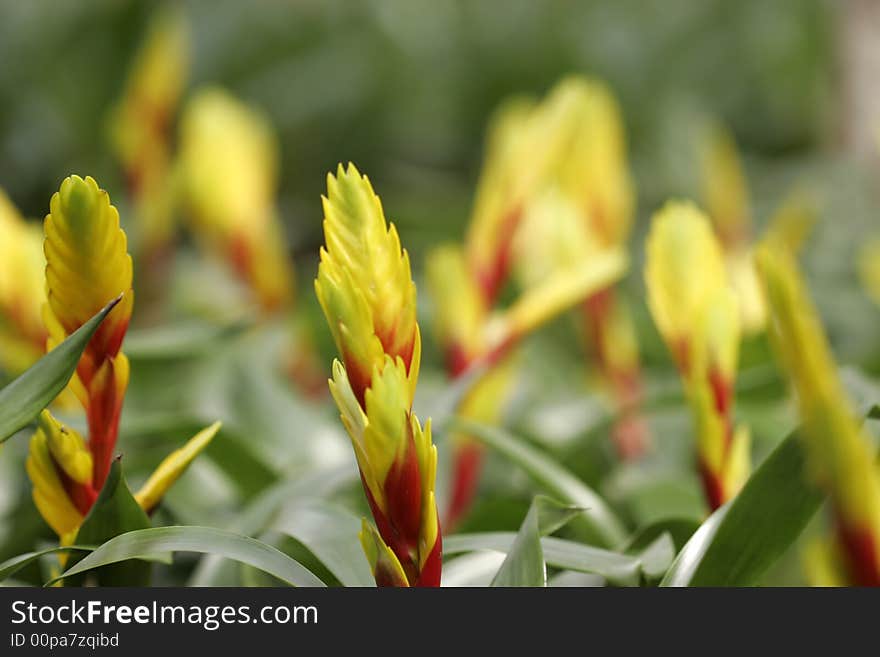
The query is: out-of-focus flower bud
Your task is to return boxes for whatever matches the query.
[646,201,748,508]
[180,88,294,313]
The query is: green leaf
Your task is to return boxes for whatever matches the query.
[491,496,580,587]
[660,430,824,586]
[51,526,326,587]
[624,517,702,554]
[0,296,120,442]
[452,418,627,548]
[0,546,93,583]
[67,458,153,586]
[272,500,375,587]
[445,533,652,586]
[124,320,250,360]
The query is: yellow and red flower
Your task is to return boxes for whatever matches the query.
[316,163,440,586]
[27,175,218,543]
[179,88,294,314]
[645,201,750,510]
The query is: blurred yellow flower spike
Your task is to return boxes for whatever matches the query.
[0,189,47,373]
[317,164,441,587]
[109,6,189,254]
[858,239,880,306]
[757,244,880,585]
[645,200,748,508]
[43,175,134,491]
[180,88,294,313]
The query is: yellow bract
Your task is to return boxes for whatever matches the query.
[317,164,418,388]
[359,520,409,587]
[180,88,293,311]
[757,245,880,541]
[645,201,728,367]
[26,430,84,539]
[43,175,134,350]
[37,411,93,487]
[135,421,222,513]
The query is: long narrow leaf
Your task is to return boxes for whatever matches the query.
[445,533,648,586]
[0,296,120,442]
[491,496,581,587]
[51,526,325,587]
[0,546,94,583]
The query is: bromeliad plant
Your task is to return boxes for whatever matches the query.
[645,201,750,511]
[25,175,219,549]
[429,82,631,527]
[316,164,441,587]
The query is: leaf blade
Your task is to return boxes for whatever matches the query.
[52,526,326,587]
[0,297,120,442]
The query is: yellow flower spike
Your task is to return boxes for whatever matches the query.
[359,520,409,587]
[757,244,880,585]
[645,201,727,372]
[25,430,85,539]
[0,189,46,372]
[36,411,92,488]
[318,163,440,587]
[317,163,419,404]
[179,88,294,312]
[858,239,880,307]
[135,421,222,514]
[699,121,751,249]
[43,174,133,491]
[425,244,487,374]
[109,6,189,178]
[109,6,189,255]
